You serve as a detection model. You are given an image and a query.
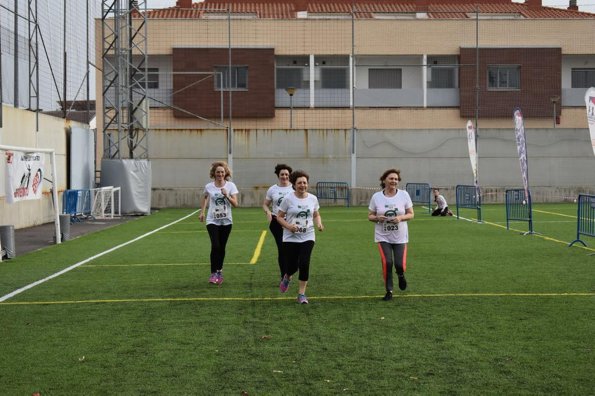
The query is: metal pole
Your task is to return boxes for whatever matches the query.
[63,0,67,118]
[51,151,62,244]
[0,13,3,128]
[86,0,90,123]
[227,7,233,168]
[289,95,293,128]
[35,0,39,130]
[474,8,479,134]
[128,0,134,158]
[350,5,357,188]
[14,0,19,107]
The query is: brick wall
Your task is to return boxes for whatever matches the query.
[459,47,561,118]
[172,47,275,118]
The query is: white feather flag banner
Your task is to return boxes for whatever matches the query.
[466,120,478,189]
[513,108,530,201]
[585,87,595,157]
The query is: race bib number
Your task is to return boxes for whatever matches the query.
[382,222,398,232]
[294,219,308,234]
[214,206,228,219]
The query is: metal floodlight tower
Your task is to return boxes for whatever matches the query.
[28,0,40,130]
[101,0,149,160]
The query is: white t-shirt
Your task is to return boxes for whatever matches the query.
[265,184,294,216]
[204,181,239,226]
[368,189,413,244]
[435,194,447,210]
[278,192,320,243]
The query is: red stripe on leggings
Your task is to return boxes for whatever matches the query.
[377,243,388,282]
[403,244,408,272]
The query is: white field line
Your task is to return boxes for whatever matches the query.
[454,213,595,252]
[0,210,200,302]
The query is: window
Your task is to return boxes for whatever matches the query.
[429,67,456,88]
[571,68,595,88]
[321,67,348,89]
[277,68,304,90]
[368,69,402,89]
[488,65,520,90]
[214,66,248,90]
[131,68,159,89]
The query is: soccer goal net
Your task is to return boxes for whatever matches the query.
[0,144,62,258]
[90,186,121,219]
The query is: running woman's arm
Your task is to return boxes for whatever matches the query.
[314,211,324,231]
[199,193,208,222]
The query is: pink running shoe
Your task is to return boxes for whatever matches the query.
[297,294,309,304]
[279,275,290,293]
[209,273,217,284]
[215,271,224,285]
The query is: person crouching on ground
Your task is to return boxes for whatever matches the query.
[432,188,452,216]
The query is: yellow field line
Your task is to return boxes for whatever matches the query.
[250,230,267,264]
[83,262,252,268]
[1,292,592,306]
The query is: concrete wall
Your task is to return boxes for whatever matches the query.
[149,127,595,208]
[0,105,74,228]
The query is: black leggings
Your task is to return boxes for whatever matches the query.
[206,224,232,273]
[269,216,286,278]
[283,240,315,282]
[377,242,407,292]
[432,206,449,216]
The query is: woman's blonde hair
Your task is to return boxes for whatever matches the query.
[209,161,232,180]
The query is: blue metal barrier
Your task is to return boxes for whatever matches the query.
[569,194,595,248]
[63,189,91,220]
[456,185,482,222]
[505,188,533,234]
[405,183,431,213]
[316,182,350,207]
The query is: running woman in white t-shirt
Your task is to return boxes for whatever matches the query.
[368,169,414,301]
[199,161,239,286]
[262,164,294,279]
[276,170,324,304]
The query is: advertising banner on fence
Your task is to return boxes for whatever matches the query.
[466,120,479,189]
[4,151,44,204]
[585,87,595,157]
[513,108,530,200]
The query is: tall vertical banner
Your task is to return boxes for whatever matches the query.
[513,108,530,201]
[585,87,595,157]
[4,151,45,204]
[466,120,479,190]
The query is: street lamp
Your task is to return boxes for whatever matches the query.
[550,95,560,128]
[285,86,296,128]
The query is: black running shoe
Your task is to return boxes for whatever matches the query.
[382,291,393,301]
[398,274,407,291]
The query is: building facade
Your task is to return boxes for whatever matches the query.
[101,0,595,131]
[96,0,595,206]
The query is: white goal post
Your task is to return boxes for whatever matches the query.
[91,186,121,219]
[0,144,62,258]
